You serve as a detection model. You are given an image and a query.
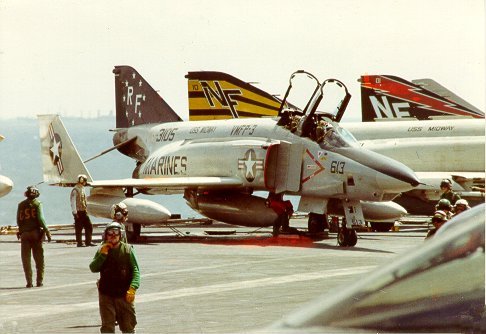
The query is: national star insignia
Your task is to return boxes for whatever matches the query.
[244,155,256,178]
[238,149,264,182]
[50,136,61,162]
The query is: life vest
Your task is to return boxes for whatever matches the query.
[71,185,87,212]
[98,243,133,297]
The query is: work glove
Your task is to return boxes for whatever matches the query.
[46,231,52,243]
[126,287,136,303]
[100,242,113,255]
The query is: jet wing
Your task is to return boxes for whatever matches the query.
[451,174,485,192]
[90,176,243,191]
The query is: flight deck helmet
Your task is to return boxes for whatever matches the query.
[436,198,452,211]
[24,186,39,199]
[454,199,470,211]
[431,210,448,224]
[440,178,452,189]
[110,202,128,221]
[77,174,88,184]
[102,222,126,241]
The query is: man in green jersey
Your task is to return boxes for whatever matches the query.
[16,186,51,288]
[90,222,140,333]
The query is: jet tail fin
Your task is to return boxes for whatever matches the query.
[185,71,281,120]
[360,75,484,122]
[38,114,93,186]
[411,78,484,116]
[113,66,182,128]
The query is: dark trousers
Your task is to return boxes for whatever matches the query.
[99,293,137,333]
[20,230,44,286]
[74,211,93,246]
[272,214,290,236]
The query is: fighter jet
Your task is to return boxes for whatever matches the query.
[0,135,14,198]
[38,66,420,246]
[359,75,484,121]
[186,71,485,224]
[186,71,485,121]
[343,75,485,217]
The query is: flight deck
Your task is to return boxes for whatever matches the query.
[0,219,426,333]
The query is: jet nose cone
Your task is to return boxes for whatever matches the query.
[0,175,13,198]
[375,161,420,193]
[370,153,420,193]
[336,147,420,192]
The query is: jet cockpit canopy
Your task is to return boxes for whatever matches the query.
[277,71,355,148]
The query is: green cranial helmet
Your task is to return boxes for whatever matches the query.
[436,198,452,211]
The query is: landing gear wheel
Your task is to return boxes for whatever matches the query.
[337,229,348,246]
[347,229,358,246]
[337,219,358,247]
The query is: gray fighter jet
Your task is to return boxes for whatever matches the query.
[0,135,14,198]
[38,67,419,246]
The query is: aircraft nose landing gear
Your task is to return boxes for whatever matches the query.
[337,219,358,247]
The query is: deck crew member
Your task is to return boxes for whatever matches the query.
[439,178,461,205]
[453,198,470,216]
[71,174,95,247]
[90,222,140,333]
[435,198,453,219]
[426,210,448,239]
[266,193,295,236]
[16,186,51,287]
[111,202,129,242]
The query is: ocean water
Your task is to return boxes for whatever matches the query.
[0,116,198,226]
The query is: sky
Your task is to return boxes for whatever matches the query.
[0,0,484,122]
